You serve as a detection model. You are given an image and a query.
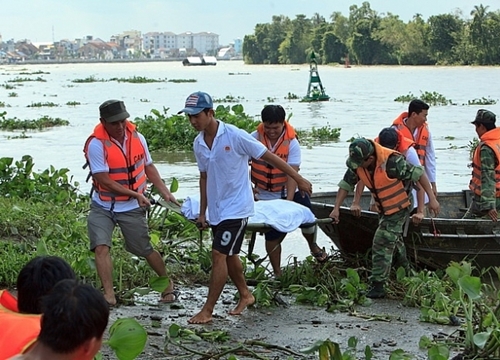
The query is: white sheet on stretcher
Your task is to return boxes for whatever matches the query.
[181,195,316,233]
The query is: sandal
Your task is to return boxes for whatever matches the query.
[159,289,180,304]
[311,248,328,263]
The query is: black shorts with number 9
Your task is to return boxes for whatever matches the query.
[211,218,248,255]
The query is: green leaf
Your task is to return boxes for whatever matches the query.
[168,323,181,338]
[36,238,49,256]
[300,339,327,354]
[149,276,170,293]
[457,275,482,300]
[107,318,147,360]
[170,177,179,193]
[473,330,492,348]
[427,345,449,360]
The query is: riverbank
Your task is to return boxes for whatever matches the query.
[102,285,459,359]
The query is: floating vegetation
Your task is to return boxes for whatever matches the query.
[285,92,299,100]
[266,96,277,102]
[8,92,17,97]
[66,101,81,106]
[394,91,453,106]
[228,72,251,75]
[0,113,70,131]
[296,124,341,144]
[139,99,150,103]
[212,95,245,103]
[6,131,31,139]
[444,136,455,140]
[168,78,197,83]
[468,137,479,161]
[18,70,50,75]
[7,76,47,83]
[466,97,497,106]
[71,75,106,83]
[109,76,167,83]
[27,102,59,108]
[0,101,9,108]
[1,83,17,90]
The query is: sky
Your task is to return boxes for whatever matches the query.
[2,0,499,45]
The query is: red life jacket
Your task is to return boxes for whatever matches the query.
[83,121,147,202]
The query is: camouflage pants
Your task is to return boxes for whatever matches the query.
[370,207,411,283]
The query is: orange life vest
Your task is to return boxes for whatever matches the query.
[0,292,40,359]
[0,289,18,312]
[83,121,147,202]
[251,122,297,192]
[356,141,411,215]
[469,127,500,196]
[392,112,429,166]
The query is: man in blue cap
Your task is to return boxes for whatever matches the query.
[179,91,313,324]
[330,137,439,298]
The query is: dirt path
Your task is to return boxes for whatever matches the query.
[102,285,459,359]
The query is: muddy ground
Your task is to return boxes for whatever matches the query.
[101,284,460,360]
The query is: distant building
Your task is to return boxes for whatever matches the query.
[143,31,219,57]
[233,38,243,54]
[110,30,142,56]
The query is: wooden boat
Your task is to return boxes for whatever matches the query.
[310,190,500,270]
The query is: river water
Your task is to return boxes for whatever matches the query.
[1,61,500,265]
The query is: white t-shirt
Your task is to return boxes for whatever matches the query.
[250,130,301,200]
[405,146,429,206]
[194,121,266,225]
[86,132,152,212]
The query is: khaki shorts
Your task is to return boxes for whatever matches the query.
[87,202,153,257]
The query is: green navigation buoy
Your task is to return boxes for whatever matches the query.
[301,52,330,102]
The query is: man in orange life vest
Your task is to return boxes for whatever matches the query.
[464,109,500,221]
[329,138,440,298]
[84,100,180,306]
[392,99,437,198]
[352,127,428,225]
[0,256,76,359]
[250,105,328,277]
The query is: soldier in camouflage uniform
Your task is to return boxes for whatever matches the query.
[330,138,440,298]
[463,110,500,221]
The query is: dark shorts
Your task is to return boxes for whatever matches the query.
[87,202,153,257]
[265,192,314,241]
[211,218,248,255]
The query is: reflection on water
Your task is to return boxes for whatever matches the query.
[1,61,500,262]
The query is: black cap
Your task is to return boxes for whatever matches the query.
[99,100,130,123]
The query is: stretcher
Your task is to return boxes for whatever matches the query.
[152,197,332,268]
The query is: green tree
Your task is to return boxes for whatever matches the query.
[279,14,313,64]
[322,32,347,64]
[428,14,463,64]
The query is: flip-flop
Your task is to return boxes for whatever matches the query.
[159,290,180,304]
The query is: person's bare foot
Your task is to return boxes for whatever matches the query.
[229,294,255,315]
[104,293,117,306]
[188,309,213,324]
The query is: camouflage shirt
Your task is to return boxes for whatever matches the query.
[472,144,500,212]
[339,153,424,192]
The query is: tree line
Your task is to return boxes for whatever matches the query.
[242,2,500,65]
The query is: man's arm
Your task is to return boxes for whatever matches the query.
[145,164,179,205]
[286,165,299,200]
[197,172,209,229]
[92,172,150,206]
[424,130,437,197]
[260,151,312,196]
